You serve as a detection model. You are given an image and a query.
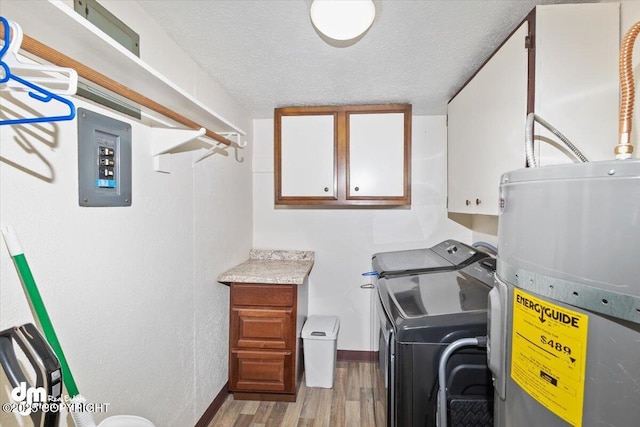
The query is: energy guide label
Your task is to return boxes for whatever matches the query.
[511,288,588,427]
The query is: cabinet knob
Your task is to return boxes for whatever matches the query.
[476,198,482,205]
[354,186,360,192]
[465,199,471,206]
[324,187,329,192]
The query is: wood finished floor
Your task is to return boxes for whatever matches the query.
[208,361,378,427]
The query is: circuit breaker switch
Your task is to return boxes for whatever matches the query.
[100,167,114,177]
[99,146,114,156]
[100,158,114,166]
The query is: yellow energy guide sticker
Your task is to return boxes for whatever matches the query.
[511,288,588,427]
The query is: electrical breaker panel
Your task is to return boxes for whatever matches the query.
[78,108,132,207]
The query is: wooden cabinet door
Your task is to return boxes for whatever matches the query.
[230,350,294,393]
[230,307,294,350]
[447,21,528,215]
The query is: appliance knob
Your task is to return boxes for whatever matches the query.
[466,199,471,206]
[476,198,482,205]
[324,187,329,192]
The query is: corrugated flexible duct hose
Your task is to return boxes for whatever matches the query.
[616,21,640,159]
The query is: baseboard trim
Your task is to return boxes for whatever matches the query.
[337,350,377,362]
[194,382,229,427]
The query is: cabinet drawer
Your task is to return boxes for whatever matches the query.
[231,283,295,307]
[231,308,294,349]
[230,350,294,393]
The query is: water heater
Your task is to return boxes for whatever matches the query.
[488,159,640,427]
[487,17,640,427]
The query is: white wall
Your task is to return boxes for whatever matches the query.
[252,116,472,351]
[0,1,252,426]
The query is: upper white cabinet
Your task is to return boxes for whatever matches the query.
[275,104,411,206]
[447,2,620,215]
[448,22,529,215]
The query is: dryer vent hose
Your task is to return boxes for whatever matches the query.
[617,21,640,159]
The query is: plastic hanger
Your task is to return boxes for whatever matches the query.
[0,16,77,125]
[0,17,77,95]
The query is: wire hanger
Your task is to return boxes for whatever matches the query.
[0,16,77,126]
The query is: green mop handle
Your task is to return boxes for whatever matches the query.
[2,225,80,398]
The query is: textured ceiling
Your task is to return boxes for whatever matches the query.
[136,0,595,118]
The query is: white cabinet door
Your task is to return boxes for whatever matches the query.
[348,112,406,198]
[280,115,335,197]
[448,22,529,215]
[535,3,619,165]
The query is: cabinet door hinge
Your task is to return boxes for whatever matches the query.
[525,35,533,50]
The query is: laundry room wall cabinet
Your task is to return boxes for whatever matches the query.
[274,104,412,206]
[447,2,620,215]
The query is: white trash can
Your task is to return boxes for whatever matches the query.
[302,315,340,388]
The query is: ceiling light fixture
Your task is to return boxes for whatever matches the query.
[310,0,376,42]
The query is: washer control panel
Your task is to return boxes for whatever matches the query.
[432,239,485,267]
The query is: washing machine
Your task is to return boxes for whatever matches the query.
[373,239,487,279]
[374,256,496,427]
[372,239,489,426]
[488,160,640,427]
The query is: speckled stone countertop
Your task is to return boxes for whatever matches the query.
[217,250,315,285]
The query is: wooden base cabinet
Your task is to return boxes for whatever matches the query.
[228,282,307,402]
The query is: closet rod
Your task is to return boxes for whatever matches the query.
[0,26,234,146]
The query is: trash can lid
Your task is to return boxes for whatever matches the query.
[302,315,340,340]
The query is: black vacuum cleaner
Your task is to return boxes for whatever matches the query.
[0,323,63,427]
